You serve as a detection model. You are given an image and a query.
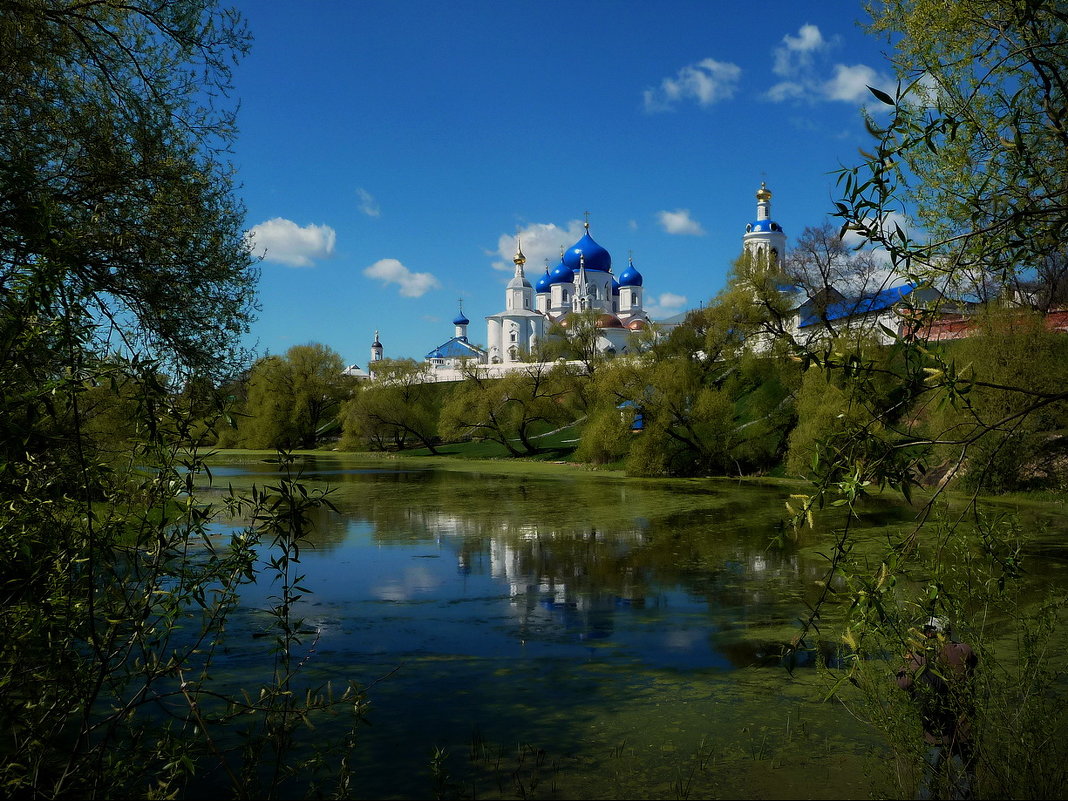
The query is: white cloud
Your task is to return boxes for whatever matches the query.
[492,220,587,274]
[823,63,882,103]
[763,24,892,107]
[646,292,689,317]
[773,23,828,77]
[245,218,336,267]
[356,188,380,218]
[766,81,806,102]
[643,58,741,112]
[363,258,442,297]
[656,209,706,236]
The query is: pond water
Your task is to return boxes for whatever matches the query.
[190,454,1068,799]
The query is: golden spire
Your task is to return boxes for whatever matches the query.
[513,235,525,267]
[756,181,772,202]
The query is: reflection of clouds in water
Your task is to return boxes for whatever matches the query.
[664,628,704,652]
[371,564,441,600]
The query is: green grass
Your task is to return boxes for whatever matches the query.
[397,421,582,462]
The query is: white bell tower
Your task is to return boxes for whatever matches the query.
[742,182,787,265]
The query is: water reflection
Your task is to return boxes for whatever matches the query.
[194,454,1068,799]
[203,457,896,675]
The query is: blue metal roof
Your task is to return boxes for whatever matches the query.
[799,282,917,328]
[617,400,644,431]
[425,336,484,360]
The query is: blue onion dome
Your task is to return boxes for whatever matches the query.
[453,309,470,326]
[548,258,574,285]
[562,225,611,272]
[618,257,643,287]
[745,219,784,234]
[535,268,552,293]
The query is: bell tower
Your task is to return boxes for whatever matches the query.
[742,182,787,265]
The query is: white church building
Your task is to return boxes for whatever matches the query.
[486,219,651,365]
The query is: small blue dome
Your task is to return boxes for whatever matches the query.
[549,259,574,284]
[535,268,552,293]
[563,230,611,272]
[618,259,643,287]
[746,220,784,234]
[453,311,469,326]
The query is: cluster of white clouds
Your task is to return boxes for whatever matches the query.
[246,218,336,267]
[363,258,442,297]
[247,210,442,299]
[643,58,742,112]
[644,23,893,112]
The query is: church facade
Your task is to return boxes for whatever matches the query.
[485,221,653,364]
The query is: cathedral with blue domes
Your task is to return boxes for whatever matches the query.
[485,218,651,364]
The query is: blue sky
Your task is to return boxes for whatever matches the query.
[230,1,899,366]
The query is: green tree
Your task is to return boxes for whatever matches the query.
[846,0,1068,306]
[919,308,1068,492]
[239,343,353,449]
[786,3,1068,796]
[440,362,573,456]
[0,4,361,797]
[1,0,259,376]
[340,358,445,453]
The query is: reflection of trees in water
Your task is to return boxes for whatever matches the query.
[208,460,918,664]
[337,470,835,644]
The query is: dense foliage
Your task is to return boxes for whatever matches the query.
[0,3,360,798]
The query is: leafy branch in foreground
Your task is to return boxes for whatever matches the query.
[772,2,1068,797]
